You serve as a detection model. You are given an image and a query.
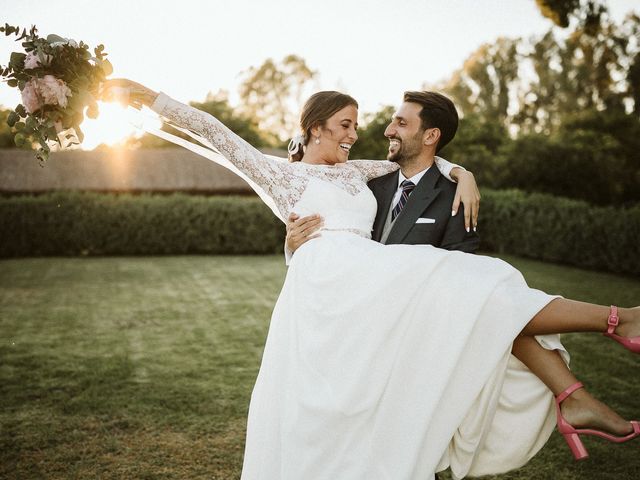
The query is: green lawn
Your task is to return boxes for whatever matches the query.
[1,255,639,479]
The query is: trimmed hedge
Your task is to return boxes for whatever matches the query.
[0,192,285,256]
[479,190,640,277]
[0,190,638,276]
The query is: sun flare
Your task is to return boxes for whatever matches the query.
[79,102,160,150]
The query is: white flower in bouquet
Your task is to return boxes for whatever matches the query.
[20,75,72,114]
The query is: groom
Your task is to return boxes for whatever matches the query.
[286,90,479,255]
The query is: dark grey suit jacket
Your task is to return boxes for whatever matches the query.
[368,166,480,252]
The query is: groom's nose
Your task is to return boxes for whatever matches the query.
[384,123,394,138]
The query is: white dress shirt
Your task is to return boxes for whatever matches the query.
[380,166,431,243]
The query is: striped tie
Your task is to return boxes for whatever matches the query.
[391,180,415,221]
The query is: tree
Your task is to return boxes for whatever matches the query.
[440,38,519,126]
[535,0,606,32]
[498,107,640,206]
[0,108,16,148]
[441,14,639,134]
[238,55,316,141]
[439,113,510,189]
[0,107,36,150]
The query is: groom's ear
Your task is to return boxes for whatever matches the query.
[423,127,441,148]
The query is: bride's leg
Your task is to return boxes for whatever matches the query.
[520,299,640,337]
[512,335,634,435]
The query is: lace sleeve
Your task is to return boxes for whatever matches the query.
[349,156,464,182]
[347,160,399,181]
[434,156,465,182]
[150,93,290,197]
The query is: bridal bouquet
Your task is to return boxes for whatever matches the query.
[0,24,112,162]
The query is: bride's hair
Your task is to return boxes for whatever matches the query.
[289,91,358,162]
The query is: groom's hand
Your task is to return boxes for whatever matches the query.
[286,213,323,253]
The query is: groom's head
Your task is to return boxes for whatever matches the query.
[385,91,458,164]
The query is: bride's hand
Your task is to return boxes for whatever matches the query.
[452,170,480,232]
[100,78,159,109]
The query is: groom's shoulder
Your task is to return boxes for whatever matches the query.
[435,172,457,195]
[367,169,397,189]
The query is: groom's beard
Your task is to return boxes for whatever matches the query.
[387,131,423,165]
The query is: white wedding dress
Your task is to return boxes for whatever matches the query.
[150,94,569,480]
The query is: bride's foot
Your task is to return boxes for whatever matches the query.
[560,387,634,436]
[616,306,640,339]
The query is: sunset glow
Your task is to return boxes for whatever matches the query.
[79,103,162,150]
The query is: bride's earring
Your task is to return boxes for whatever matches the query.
[315,137,320,145]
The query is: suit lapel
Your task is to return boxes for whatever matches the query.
[385,166,442,244]
[371,171,399,242]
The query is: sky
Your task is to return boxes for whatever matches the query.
[1,0,638,148]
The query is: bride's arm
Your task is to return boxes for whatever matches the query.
[349,157,461,182]
[349,157,480,232]
[441,158,480,233]
[101,79,290,196]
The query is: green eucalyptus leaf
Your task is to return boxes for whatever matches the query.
[101,59,113,76]
[14,133,26,147]
[16,104,27,117]
[67,94,86,113]
[7,111,19,127]
[7,79,18,87]
[46,34,66,44]
[26,116,38,130]
[14,121,26,131]
[9,52,26,68]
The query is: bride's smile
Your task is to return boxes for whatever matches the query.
[306,104,358,165]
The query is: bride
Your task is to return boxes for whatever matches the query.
[103,79,639,480]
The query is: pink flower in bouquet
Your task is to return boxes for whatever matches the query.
[21,79,43,113]
[38,75,72,109]
[24,51,52,69]
[24,52,40,69]
[20,75,72,113]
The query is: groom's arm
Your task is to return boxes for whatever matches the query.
[284,213,323,263]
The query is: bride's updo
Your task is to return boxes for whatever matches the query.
[288,91,358,162]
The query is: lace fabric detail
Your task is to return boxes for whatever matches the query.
[151,94,460,219]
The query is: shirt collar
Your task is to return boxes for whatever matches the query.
[397,166,431,189]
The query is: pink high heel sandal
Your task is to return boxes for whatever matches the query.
[603,305,640,354]
[555,382,640,460]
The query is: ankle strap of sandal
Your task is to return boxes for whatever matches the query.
[556,381,584,404]
[607,305,619,334]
